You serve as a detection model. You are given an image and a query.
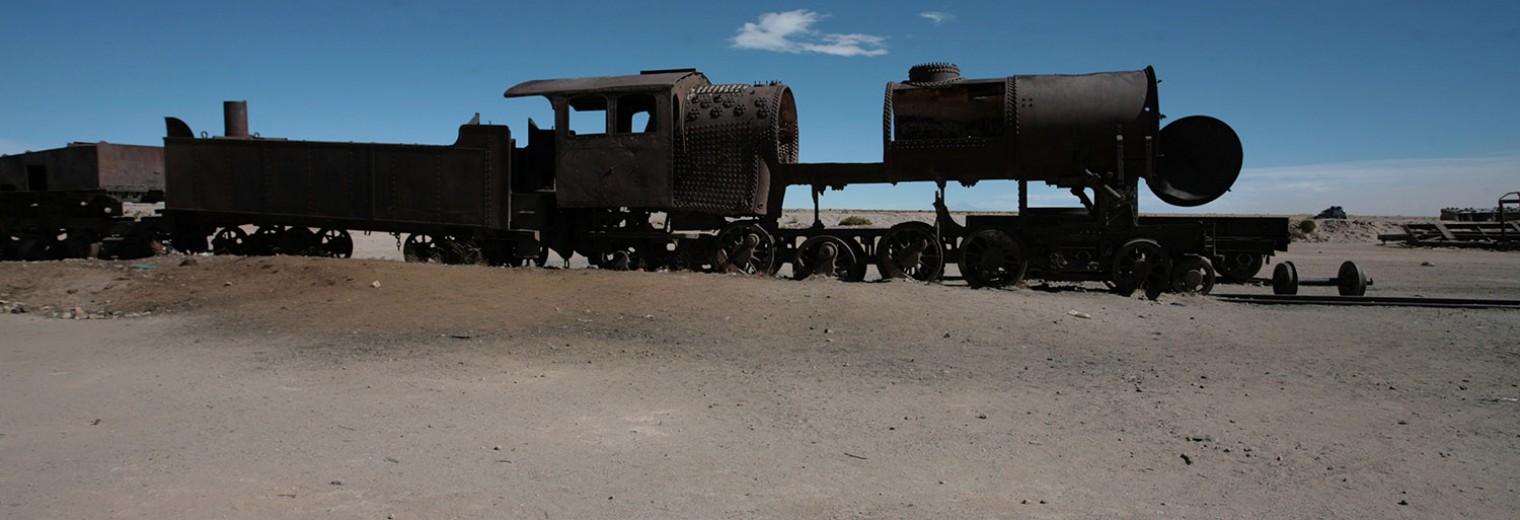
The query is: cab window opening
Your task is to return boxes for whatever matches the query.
[615,93,657,134]
[567,95,607,136]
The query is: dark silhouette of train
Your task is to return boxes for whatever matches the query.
[0,63,1288,295]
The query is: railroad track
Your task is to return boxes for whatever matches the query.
[1213,293,1520,309]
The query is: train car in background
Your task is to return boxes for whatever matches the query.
[0,142,164,260]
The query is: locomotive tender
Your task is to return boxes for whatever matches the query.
[1,63,1288,295]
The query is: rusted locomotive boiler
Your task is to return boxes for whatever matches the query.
[783,63,1286,293]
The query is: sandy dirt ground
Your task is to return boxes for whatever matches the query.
[2,214,1518,519]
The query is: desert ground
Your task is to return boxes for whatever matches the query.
[2,212,1518,519]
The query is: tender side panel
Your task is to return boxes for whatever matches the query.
[165,125,512,231]
[94,144,165,194]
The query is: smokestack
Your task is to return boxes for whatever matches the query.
[223,100,249,138]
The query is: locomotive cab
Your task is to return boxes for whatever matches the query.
[505,69,798,218]
[507,70,704,211]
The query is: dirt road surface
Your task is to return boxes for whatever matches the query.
[2,217,1518,518]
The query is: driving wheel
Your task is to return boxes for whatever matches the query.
[1112,238,1168,296]
[794,235,864,281]
[957,229,1026,289]
[878,222,945,282]
[714,222,777,276]
[1170,255,1217,294]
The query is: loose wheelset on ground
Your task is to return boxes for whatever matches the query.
[1271,260,1370,296]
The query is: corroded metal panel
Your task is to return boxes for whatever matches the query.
[506,70,796,216]
[674,83,797,215]
[0,143,162,196]
[165,119,512,230]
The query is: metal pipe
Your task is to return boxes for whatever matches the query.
[224,101,249,138]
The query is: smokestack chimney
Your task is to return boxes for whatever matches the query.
[223,100,249,138]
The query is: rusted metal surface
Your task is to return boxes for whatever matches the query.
[785,64,1241,210]
[882,65,1163,192]
[0,143,164,196]
[1381,221,1520,248]
[164,108,514,234]
[5,62,1304,297]
[675,82,797,216]
[223,101,249,138]
[506,69,797,217]
[1379,192,1520,248]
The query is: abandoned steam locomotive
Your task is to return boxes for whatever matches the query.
[0,63,1289,295]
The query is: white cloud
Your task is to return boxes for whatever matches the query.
[920,11,953,25]
[732,10,888,57]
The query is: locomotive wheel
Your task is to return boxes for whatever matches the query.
[403,233,439,263]
[878,222,946,282]
[278,227,319,256]
[1170,255,1217,295]
[1216,253,1265,283]
[1111,238,1169,296]
[596,244,641,271]
[14,235,59,261]
[525,242,550,267]
[793,235,864,281]
[211,227,249,256]
[1272,261,1299,295]
[317,229,354,258]
[63,230,101,259]
[714,222,777,276]
[1337,260,1368,296]
[247,226,282,256]
[958,229,1026,289]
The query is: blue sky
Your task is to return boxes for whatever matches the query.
[2,0,1516,216]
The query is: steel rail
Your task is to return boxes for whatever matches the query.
[1213,293,1520,309]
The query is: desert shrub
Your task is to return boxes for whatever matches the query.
[1297,220,1317,234]
[838,216,873,226]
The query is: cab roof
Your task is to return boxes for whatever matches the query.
[504,69,708,98]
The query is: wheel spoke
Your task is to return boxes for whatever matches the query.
[1111,238,1168,296]
[957,229,1024,288]
[715,222,776,276]
[879,223,945,282]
